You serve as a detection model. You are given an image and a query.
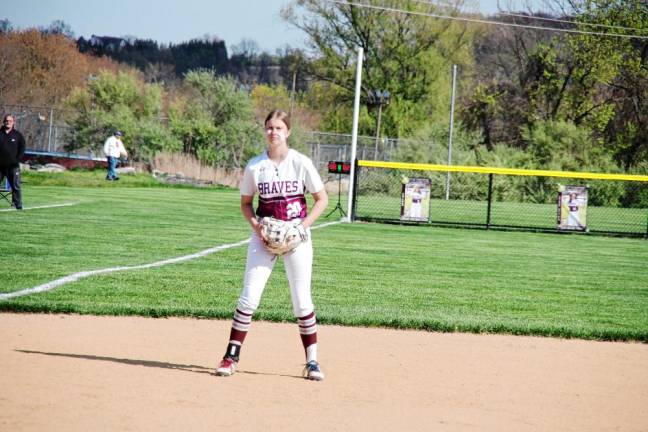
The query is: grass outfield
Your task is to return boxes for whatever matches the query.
[1,177,647,341]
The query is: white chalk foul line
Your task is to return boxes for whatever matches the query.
[0,202,79,212]
[0,219,343,301]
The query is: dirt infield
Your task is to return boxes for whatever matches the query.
[1,313,647,431]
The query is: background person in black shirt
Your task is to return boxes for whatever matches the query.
[0,114,26,209]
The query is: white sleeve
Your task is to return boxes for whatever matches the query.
[303,157,324,194]
[103,138,111,155]
[239,164,257,196]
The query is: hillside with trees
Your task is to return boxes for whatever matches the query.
[0,0,646,183]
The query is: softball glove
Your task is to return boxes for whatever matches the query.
[260,217,308,255]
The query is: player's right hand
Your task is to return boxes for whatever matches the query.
[252,218,267,242]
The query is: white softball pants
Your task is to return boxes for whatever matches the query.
[237,230,314,318]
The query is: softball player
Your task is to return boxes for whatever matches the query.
[216,109,329,380]
[567,192,584,228]
[410,186,423,219]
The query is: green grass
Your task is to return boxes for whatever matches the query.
[22,168,230,189]
[356,194,648,234]
[1,175,647,342]
[23,169,161,187]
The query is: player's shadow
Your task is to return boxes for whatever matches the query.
[16,349,214,375]
[15,349,303,379]
[238,370,303,379]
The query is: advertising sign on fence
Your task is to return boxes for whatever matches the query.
[557,185,588,231]
[400,177,431,222]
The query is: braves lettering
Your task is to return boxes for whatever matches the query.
[257,180,300,195]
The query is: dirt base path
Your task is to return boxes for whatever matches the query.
[1,313,647,431]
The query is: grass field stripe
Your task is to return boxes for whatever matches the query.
[0,220,343,301]
[358,160,648,182]
[0,202,79,212]
[312,219,345,230]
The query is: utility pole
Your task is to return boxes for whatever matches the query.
[289,69,297,117]
[47,107,54,152]
[374,102,383,158]
[371,90,390,160]
[445,64,458,200]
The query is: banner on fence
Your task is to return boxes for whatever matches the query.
[557,185,588,231]
[400,177,431,222]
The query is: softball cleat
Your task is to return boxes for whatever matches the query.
[303,360,325,381]
[216,357,238,377]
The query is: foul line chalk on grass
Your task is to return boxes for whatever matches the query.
[0,202,78,212]
[0,219,344,301]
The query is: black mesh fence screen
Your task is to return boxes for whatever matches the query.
[353,163,648,238]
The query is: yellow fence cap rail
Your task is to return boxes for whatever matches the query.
[358,160,648,182]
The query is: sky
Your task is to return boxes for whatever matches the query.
[5,0,303,53]
[4,0,539,54]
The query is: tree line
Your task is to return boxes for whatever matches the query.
[1,0,646,185]
[75,35,302,89]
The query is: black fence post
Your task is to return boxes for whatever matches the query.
[486,173,493,229]
[351,158,359,221]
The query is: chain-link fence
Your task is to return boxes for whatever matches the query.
[2,106,409,166]
[305,131,405,190]
[353,162,648,238]
[5,105,644,237]
[306,131,396,168]
[1,104,101,159]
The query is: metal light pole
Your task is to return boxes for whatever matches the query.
[371,90,390,160]
[347,47,364,222]
[375,102,383,157]
[47,107,54,152]
[445,64,458,200]
[289,69,297,117]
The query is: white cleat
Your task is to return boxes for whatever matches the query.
[216,357,238,377]
[303,360,325,381]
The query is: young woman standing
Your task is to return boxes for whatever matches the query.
[216,110,329,380]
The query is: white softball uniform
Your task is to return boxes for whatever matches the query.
[567,198,582,227]
[410,191,423,218]
[237,149,324,317]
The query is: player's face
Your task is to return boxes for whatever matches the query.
[265,118,291,148]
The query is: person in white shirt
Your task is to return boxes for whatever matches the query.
[215,109,329,381]
[103,131,128,181]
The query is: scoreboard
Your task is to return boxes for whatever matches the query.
[327,161,351,175]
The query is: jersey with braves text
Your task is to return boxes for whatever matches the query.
[240,149,324,221]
